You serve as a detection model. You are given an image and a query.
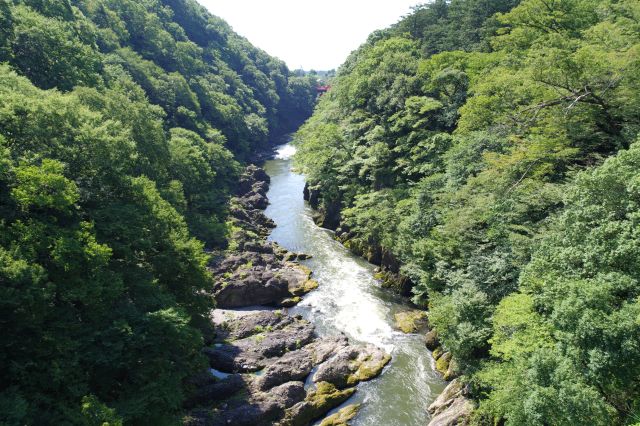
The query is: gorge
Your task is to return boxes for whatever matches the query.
[1,0,640,425]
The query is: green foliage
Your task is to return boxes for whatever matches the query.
[488,293,552,361]
[0,0,316,422]
[167,127,239,245]
[393,0,520,54]
[479,140,640,424]
[429,284,493,363]
[295,0,640,423]
[81,395,123,426]
[0,0,13,61]
[12,159,79,212]
[10,4,103,90]
[0,67,210,423]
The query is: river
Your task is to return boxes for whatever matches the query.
[263,144,445,425]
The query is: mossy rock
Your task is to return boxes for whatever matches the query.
[295,264,313,277]
[432,347,443,361]
[436,351,452,376]
[291,279,319,296]
[313,382,356,403]
[444,357,459,381]
[346,353,391,385]
[394,310,428,334]
[272,243,290,258]
[280,296,302,307]
[319,404,361,426]
[424,329,439,350]
[281,382,356,426]
[303,279,319,293]
[378,272,411,295]
[284,252,298,262]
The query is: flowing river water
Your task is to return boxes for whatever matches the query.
[263,144,446,425]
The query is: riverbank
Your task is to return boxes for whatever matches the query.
[300,187,476,425]
[184,164,390,425]
[300,185,478,425]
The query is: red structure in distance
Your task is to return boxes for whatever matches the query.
[316,85,331,95]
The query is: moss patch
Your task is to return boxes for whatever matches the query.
[436,351,452,375]
[291,279,319,296]
[309,382,356,413]
[346,353,391,385]
[424,329,439,350]
[443,357,459,381]
[394,310,428,333]
[319,403,361,426]
[432,347,443,361]
[280,296,302,307]
[303,279,319,292]
[293,264,312,277]
[281,382,356,426]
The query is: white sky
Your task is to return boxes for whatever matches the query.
[199,0,423,71]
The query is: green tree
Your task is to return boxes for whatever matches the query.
[10,5,103,90]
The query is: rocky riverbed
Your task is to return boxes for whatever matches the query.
[183,165,391,426]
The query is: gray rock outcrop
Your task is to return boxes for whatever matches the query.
[427,379,474,426]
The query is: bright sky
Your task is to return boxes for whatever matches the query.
[199,0,423,71]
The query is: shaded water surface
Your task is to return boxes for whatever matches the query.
[263,144,445,426]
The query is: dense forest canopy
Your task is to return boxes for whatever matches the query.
[294,0,640,424]
[0,0,316,423]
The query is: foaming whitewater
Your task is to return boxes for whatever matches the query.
[274,143,297,160]
[263,143,445,425]
[293,224,396,352]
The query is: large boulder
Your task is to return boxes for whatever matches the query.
[319,404,361,426]
[204,318,316,373]
[212,255,317,308]
[313,344,391,389]
[215,310,294,341]
[256,350,314,390]
[280,382,356,426]
[429,398,473,426]
[267,381,307,409]
[210,251,268,274]
[394,310,429,333]
[214,271,290,308]
[236,165,270,196]
[424,329,440,351]
[306,335,349,364]
[245,164,270,185]
[427,379,474,426]
[184,381,306,426]
[252,180,269,196]
[242,191,269,210]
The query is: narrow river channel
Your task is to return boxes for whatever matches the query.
[263,144,446,425]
